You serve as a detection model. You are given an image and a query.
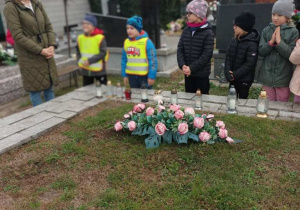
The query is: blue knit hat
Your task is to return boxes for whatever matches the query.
[84,14,97,27]
[127,16,143,32]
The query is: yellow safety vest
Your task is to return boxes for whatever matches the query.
[77,34,109,72]
[124,37,149,76]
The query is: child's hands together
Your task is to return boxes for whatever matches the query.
[182,65,191,77]
[270,31,276,45]
[275,26,281,44]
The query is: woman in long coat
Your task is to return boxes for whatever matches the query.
[4,0,59,106]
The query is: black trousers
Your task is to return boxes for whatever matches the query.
[229,81,252,99]
[83,75,108,86]
[185,76,210,94]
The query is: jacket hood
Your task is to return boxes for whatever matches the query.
[129,30,149,41]
[268,22,295,30]
[239,29,260,43]
[6,0,40,9]
[90,28,104,36]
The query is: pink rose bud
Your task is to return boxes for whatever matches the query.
[226,137,234,144]
[128,121,137,131]
[218,128,228,139]
[128,111,133,116]
[158,105,166,113]
[216,120,226,129]
[199,131,211,142]
[138,103,146,110]
[178,122,189,135]
[174,110,185,120]
[133,105,142,113]
[114,121,123,131]
[124,114,130,119]
[184,107,195,116]
[206,114,214,121]
[146,107,155,116]
[158,100,164,105]
[170,104,181,112]
[193,117,205,129]
[155,122,167,136]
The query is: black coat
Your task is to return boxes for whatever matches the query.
[177,23,214,78]
[224,29,260,83]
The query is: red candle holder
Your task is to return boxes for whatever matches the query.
[125,89,131,100]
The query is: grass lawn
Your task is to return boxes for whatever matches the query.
[0,101,299,209]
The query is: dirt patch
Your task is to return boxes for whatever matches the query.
[0,193,14,209]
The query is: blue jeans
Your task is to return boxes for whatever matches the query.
[29,85,55,107]
[128,75,152,89]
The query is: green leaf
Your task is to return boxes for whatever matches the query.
[233,139,243,144]
[157,113,162,121]
[173,132,188,144]
[142,126,155,135]
[207,140,215,145]
[188,132,199,142]
[162,130,173,144]
[147,116,152,124]
[145,134,161,149]
[132,127,142,136]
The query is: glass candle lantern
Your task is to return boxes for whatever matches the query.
[95,80,103,98]
[153,90,163,104]
[227,85,237,114]
[125,88,132,100]
[170,88,178,105]
[106,80,113,98]
[256,89,269,118]
[194,89,203,110]
[116,82,123,98]
[140,82,149,103]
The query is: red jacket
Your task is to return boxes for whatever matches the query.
[6,30,15,46]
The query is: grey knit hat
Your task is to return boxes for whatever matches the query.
[272,0,294,18]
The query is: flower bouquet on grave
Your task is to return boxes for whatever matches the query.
[0,44,18,66]
[114,102,242,149]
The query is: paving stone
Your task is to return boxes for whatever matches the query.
[74,85,93,92]
[269,101,293,111]
[267,110,279,117]
[52,94,73,103]
[46,99,89,114]
[162,91,171,97]
[237,107,257,114]
[238,99,248,106]
[178,99,194,106]
[0,124,24,140]
[0,133,32,155]
[293,103,300,113]
[0,109,37,127]
[30,101,62,114]
[203,102,222,112]
[177,92,194,100]
[65,91,96,101]
[55,111,78,119]
[238,112,256,117]
[83,97,107,107]
[278,111,293,121]
[20,117,65,139]
[245,99,257,107]
[11,112,56,130]
[202,95,227,104]
[0,119,7,128]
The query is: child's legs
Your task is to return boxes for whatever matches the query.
[294,95,300,104]
[44,84,55,102]
[275,87,290,102]
[237,82,252,99]
[197,77,210,95]
[83,76,94,86]
[95,75,108,85]
[128,75,148,89]
[29,91,43,107]
[185,76,198,93]
[263,86,276,101]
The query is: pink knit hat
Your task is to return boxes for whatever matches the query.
[186,0,208,19]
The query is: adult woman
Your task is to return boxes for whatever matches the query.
[4,0,59,106]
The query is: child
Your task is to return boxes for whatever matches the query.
[77,15,109,86]
[224,11,259,99]
[289,41,300,104]
[258,1,299,102]
[121,16,157,89]
[177,0,214,94]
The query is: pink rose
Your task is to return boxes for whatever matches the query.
[226,137,234,144]
[158,105,166,113]
[124,114,130,119]
[184,107,195,116]
[146,107,155,116]
[206,114,214,121]
[114,121,123,131]
[155,122,167,136]
[174,110,184,120]
[133,105,142,113]
[219,128,228,139]
[178,123,189,135]
[128,121,136,131]
[199,131,211,142]
[158,100,164,105]
[216,121,226,129]
[128,111,133,116]
[193,117,205,129]
[138,103,146,110]
[170,104,181,112]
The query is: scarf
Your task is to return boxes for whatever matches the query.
[187,19,208,31]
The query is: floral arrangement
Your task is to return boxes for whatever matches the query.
[0,44,17,66]
[114,102,241,149]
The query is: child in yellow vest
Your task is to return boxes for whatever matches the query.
[122,16,158,88]
[76,15,109,86]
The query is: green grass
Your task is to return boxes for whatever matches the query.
[0,101,299,209]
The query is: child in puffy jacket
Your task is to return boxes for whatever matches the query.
[289,39,300,103]
[177,0,214,94]
[225,11,259,99]
[258,1,299,102]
